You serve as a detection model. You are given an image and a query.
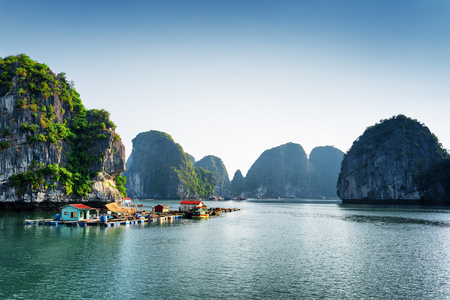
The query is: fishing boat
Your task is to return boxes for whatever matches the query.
[105,198,137,215]
[131,191,146,207]
[191,207,211,219]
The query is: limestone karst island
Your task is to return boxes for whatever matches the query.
[0,55,449,218]
[0,54,126,211]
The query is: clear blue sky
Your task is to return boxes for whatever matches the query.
[1,0,449,178]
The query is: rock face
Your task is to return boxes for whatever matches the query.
[123,130,215,199]
[186,153,196,165]
[231,170,245,196]
[0,55,126,209]
[245,143,321,198]
[194,155,231,197]
[337,115,448,204]
[309,146,344,197]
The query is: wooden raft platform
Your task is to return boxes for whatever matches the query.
[24,207,242,227]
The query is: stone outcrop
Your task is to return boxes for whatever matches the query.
[195,155,231,197]
[231,170,245,197]
[123,130,215,199]
[309,146,344,197]
[245,142,321,198]
[337,115,448,204]
[0,55,125,210]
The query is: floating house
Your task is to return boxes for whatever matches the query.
[122,197,132,206]
[154,204,170,213]
[179,200,206,212]
[61,204,92,221]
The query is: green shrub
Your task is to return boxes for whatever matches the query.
[115,174,127,197]
[0,141,11,150]
[2,127,11,137]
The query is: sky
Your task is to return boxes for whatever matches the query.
[1,0,449,178]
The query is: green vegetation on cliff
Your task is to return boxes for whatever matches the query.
[0,54,125,197]
[114,174,127,198]
[172,154,216,199]
[194,155,231,197]
[9,160,74,196]
[348,115,445,159]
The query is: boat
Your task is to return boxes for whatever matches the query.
[131,191,145,207]
[191,207,211,219]
[105,199,138,215]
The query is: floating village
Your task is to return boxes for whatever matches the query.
[24,199,242,227]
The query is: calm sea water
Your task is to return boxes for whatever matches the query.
[1,199,450,299]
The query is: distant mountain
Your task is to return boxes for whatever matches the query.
[231,170,245,196]
[195,155,231,197]
[309,146,344,197]
[245,143,321,198]
[337,115,449,204]
[123,130,214,199]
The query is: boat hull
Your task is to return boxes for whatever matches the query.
[192,214,210,219]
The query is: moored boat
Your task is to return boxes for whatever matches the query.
[191,207,211,219]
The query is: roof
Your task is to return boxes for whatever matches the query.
[123,197,131,200]
[60,204,92,210]
[64,204,92,210]
[180,201,203,205]
[155,204,170,208]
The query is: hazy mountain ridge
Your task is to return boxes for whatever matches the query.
[309,146,344,197]
[231,170,245,196]
[244,143,319,198]
[241,143,343,198]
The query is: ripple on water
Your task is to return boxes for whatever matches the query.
[1,202,450,299]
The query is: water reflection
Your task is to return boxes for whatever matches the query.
[340,214,450,227]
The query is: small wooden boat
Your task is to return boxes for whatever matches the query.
[191,207,211,219]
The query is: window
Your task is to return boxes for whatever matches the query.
[71,212,77,218]
[64,212,68,215]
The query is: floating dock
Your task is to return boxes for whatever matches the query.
[25,207,242,227]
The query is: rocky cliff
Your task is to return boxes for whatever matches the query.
[337,115,448,204]
[245,142,321,198]
[231,170,245,196]
[309,146,344,197]
[123,130,215,199]
[194,155,231,197]
[0,55,126,210]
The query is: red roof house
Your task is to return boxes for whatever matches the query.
[179,201,205,212]
[180,201,203,205]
